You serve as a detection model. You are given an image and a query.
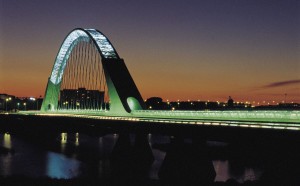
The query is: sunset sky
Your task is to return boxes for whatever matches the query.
[0,0,299,103]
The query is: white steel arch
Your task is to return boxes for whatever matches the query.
[49,28,119,85]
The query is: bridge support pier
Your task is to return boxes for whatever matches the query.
[158,136,216,185]
[110,133,154,179]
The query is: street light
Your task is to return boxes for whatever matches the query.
[23,103,27,111]
[30,97,39,110]
[5,98,11,111]
[5,98,8,111]
[32,97,40,110]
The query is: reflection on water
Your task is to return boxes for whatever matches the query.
[0,132,267,182]
[61,133,67,143]
[75,133,79,146]
[243,168,260,182]
[46,152,80,179]
[214,160,230,181]
[4,133,11,149]
[213,160,262,183]
[1,133,12,176]
[60,133,67,153]
[148,134,166,179]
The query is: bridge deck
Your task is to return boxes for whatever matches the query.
[14,110,300,131]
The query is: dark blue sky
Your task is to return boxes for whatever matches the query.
[0,0,299,103]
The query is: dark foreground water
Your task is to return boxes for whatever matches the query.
[0,130,299,185]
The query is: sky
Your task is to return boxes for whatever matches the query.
[0,0,299,103]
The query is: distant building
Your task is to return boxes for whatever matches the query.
[0,93,15,100]
[59,88,104,109]
[145,97,165,110]
[227,96,234,108]
[0,94,43,111]
[0,94,15,111]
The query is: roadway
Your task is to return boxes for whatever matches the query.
[14,109,300,131]
[1,110,300,144]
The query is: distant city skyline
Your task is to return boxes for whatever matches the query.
[0,91,296,107]
[0,0,299,103]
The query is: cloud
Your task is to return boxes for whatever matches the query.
[263,79,300,88]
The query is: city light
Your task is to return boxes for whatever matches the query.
[29,97,36,101]
[5,98,11,111]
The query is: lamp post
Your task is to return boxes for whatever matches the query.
[5,97,11,111]
[17,103,20,110]
[24,102,27,111]
[5,98,8,111]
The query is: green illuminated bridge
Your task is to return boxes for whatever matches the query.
[19,28,300,132]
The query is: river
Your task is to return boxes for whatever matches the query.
[0,132,269,183]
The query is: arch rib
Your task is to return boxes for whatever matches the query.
[50,28,119,85]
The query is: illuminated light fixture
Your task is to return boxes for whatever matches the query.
[240,125,249,127]
[261,126,272,129]
[29,97,36,101]
[220,123,228,126]
[287,127,300,130]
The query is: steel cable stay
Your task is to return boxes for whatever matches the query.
[58,38,109,112]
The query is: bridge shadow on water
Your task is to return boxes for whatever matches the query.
[0,115,300,185]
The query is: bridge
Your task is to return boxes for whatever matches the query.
[4,27,298,130]
[9,27,296,131]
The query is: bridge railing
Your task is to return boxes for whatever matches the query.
[131,110,300,123]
